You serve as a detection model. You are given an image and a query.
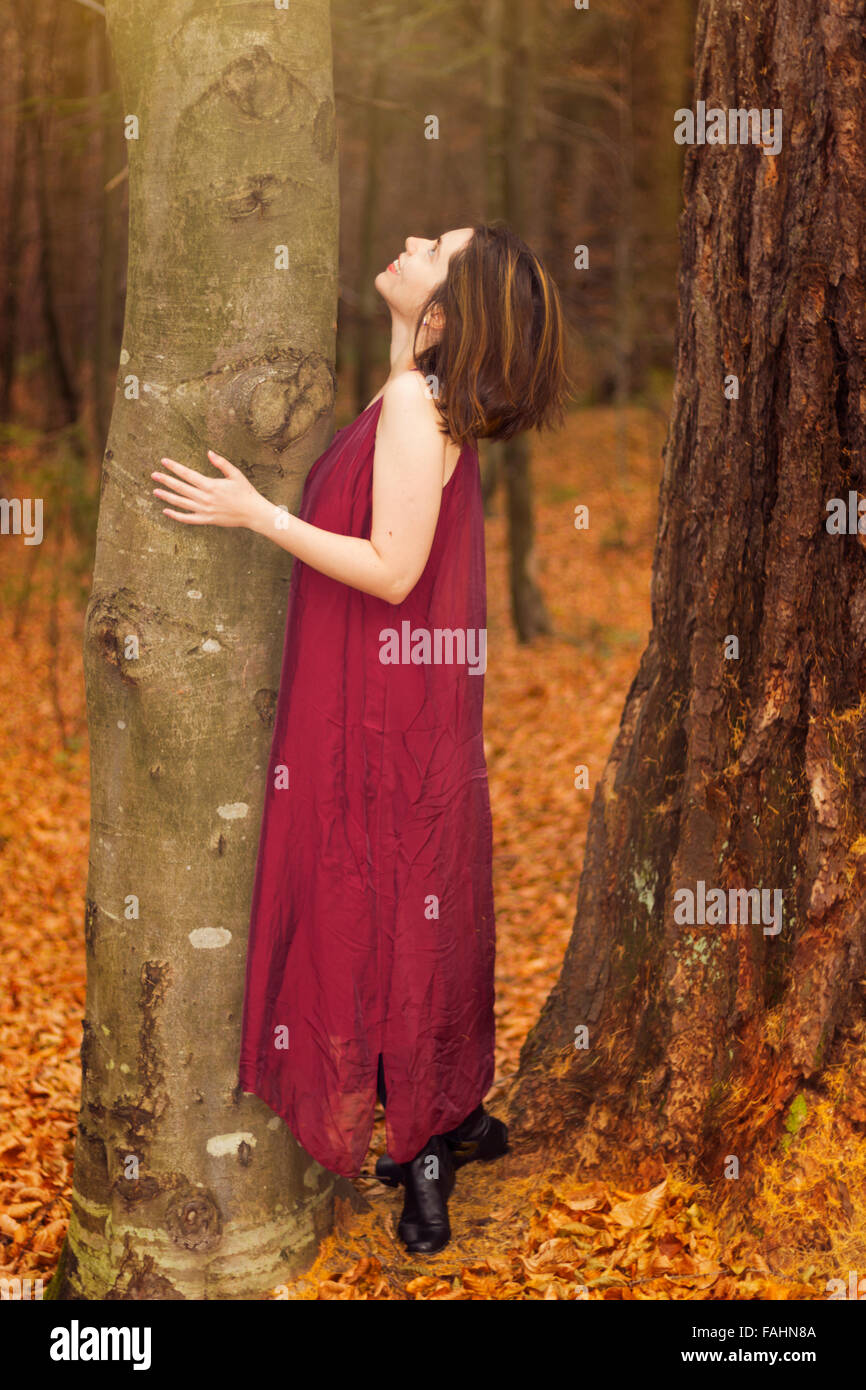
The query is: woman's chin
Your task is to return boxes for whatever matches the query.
[374,269,398,302]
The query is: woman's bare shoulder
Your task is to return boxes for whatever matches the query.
[379,370,446,441]
[380,367,434,406]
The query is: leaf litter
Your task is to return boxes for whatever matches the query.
[0,407,849,1300]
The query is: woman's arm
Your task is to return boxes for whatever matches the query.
[151,371,446,605]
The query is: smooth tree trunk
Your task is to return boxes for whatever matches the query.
[612,22,634,481]
[630,0,693,386]
[30,4,79,425]
[514,0,866,1182]
[52,0,340,1300]
[354,58,385,416]
[95,21,124,448]
[480,0,505,509]
[502,0,551,641]
[0,12,26,420]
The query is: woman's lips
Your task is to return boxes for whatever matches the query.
[387,259,400,274]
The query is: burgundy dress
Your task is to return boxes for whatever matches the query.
[238,390,496,1177]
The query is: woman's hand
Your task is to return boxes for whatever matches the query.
[151,451,267,530]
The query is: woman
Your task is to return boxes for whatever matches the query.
[152,221,569,1255]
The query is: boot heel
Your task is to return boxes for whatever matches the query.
[374,1155,403,1186]
[446,1111,509,1168]
[475,1115,509,1162]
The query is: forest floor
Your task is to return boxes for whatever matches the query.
[0,402,857,1299]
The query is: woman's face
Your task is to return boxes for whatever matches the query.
[375,227,474,318]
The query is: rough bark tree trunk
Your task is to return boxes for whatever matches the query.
[513,0,866,1183]
[51,0,341,1300]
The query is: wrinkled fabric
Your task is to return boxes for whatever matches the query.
[238,393,496,1177]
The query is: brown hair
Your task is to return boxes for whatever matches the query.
[412,221,571,447]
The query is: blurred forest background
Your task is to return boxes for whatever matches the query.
[5,0,864,1303]
[0,0,691,600]
[17,0,826,1302]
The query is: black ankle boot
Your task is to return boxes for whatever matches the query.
[396,1134,455,1254]
[442,1104,509,1165]
[376,1104,508,1187]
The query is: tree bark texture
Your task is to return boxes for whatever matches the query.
[56,0,341,1299]
[514,0,866,1181]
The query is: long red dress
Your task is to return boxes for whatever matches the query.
[238,390,496,1177]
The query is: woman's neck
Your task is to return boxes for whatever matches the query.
[380,311,429,389]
